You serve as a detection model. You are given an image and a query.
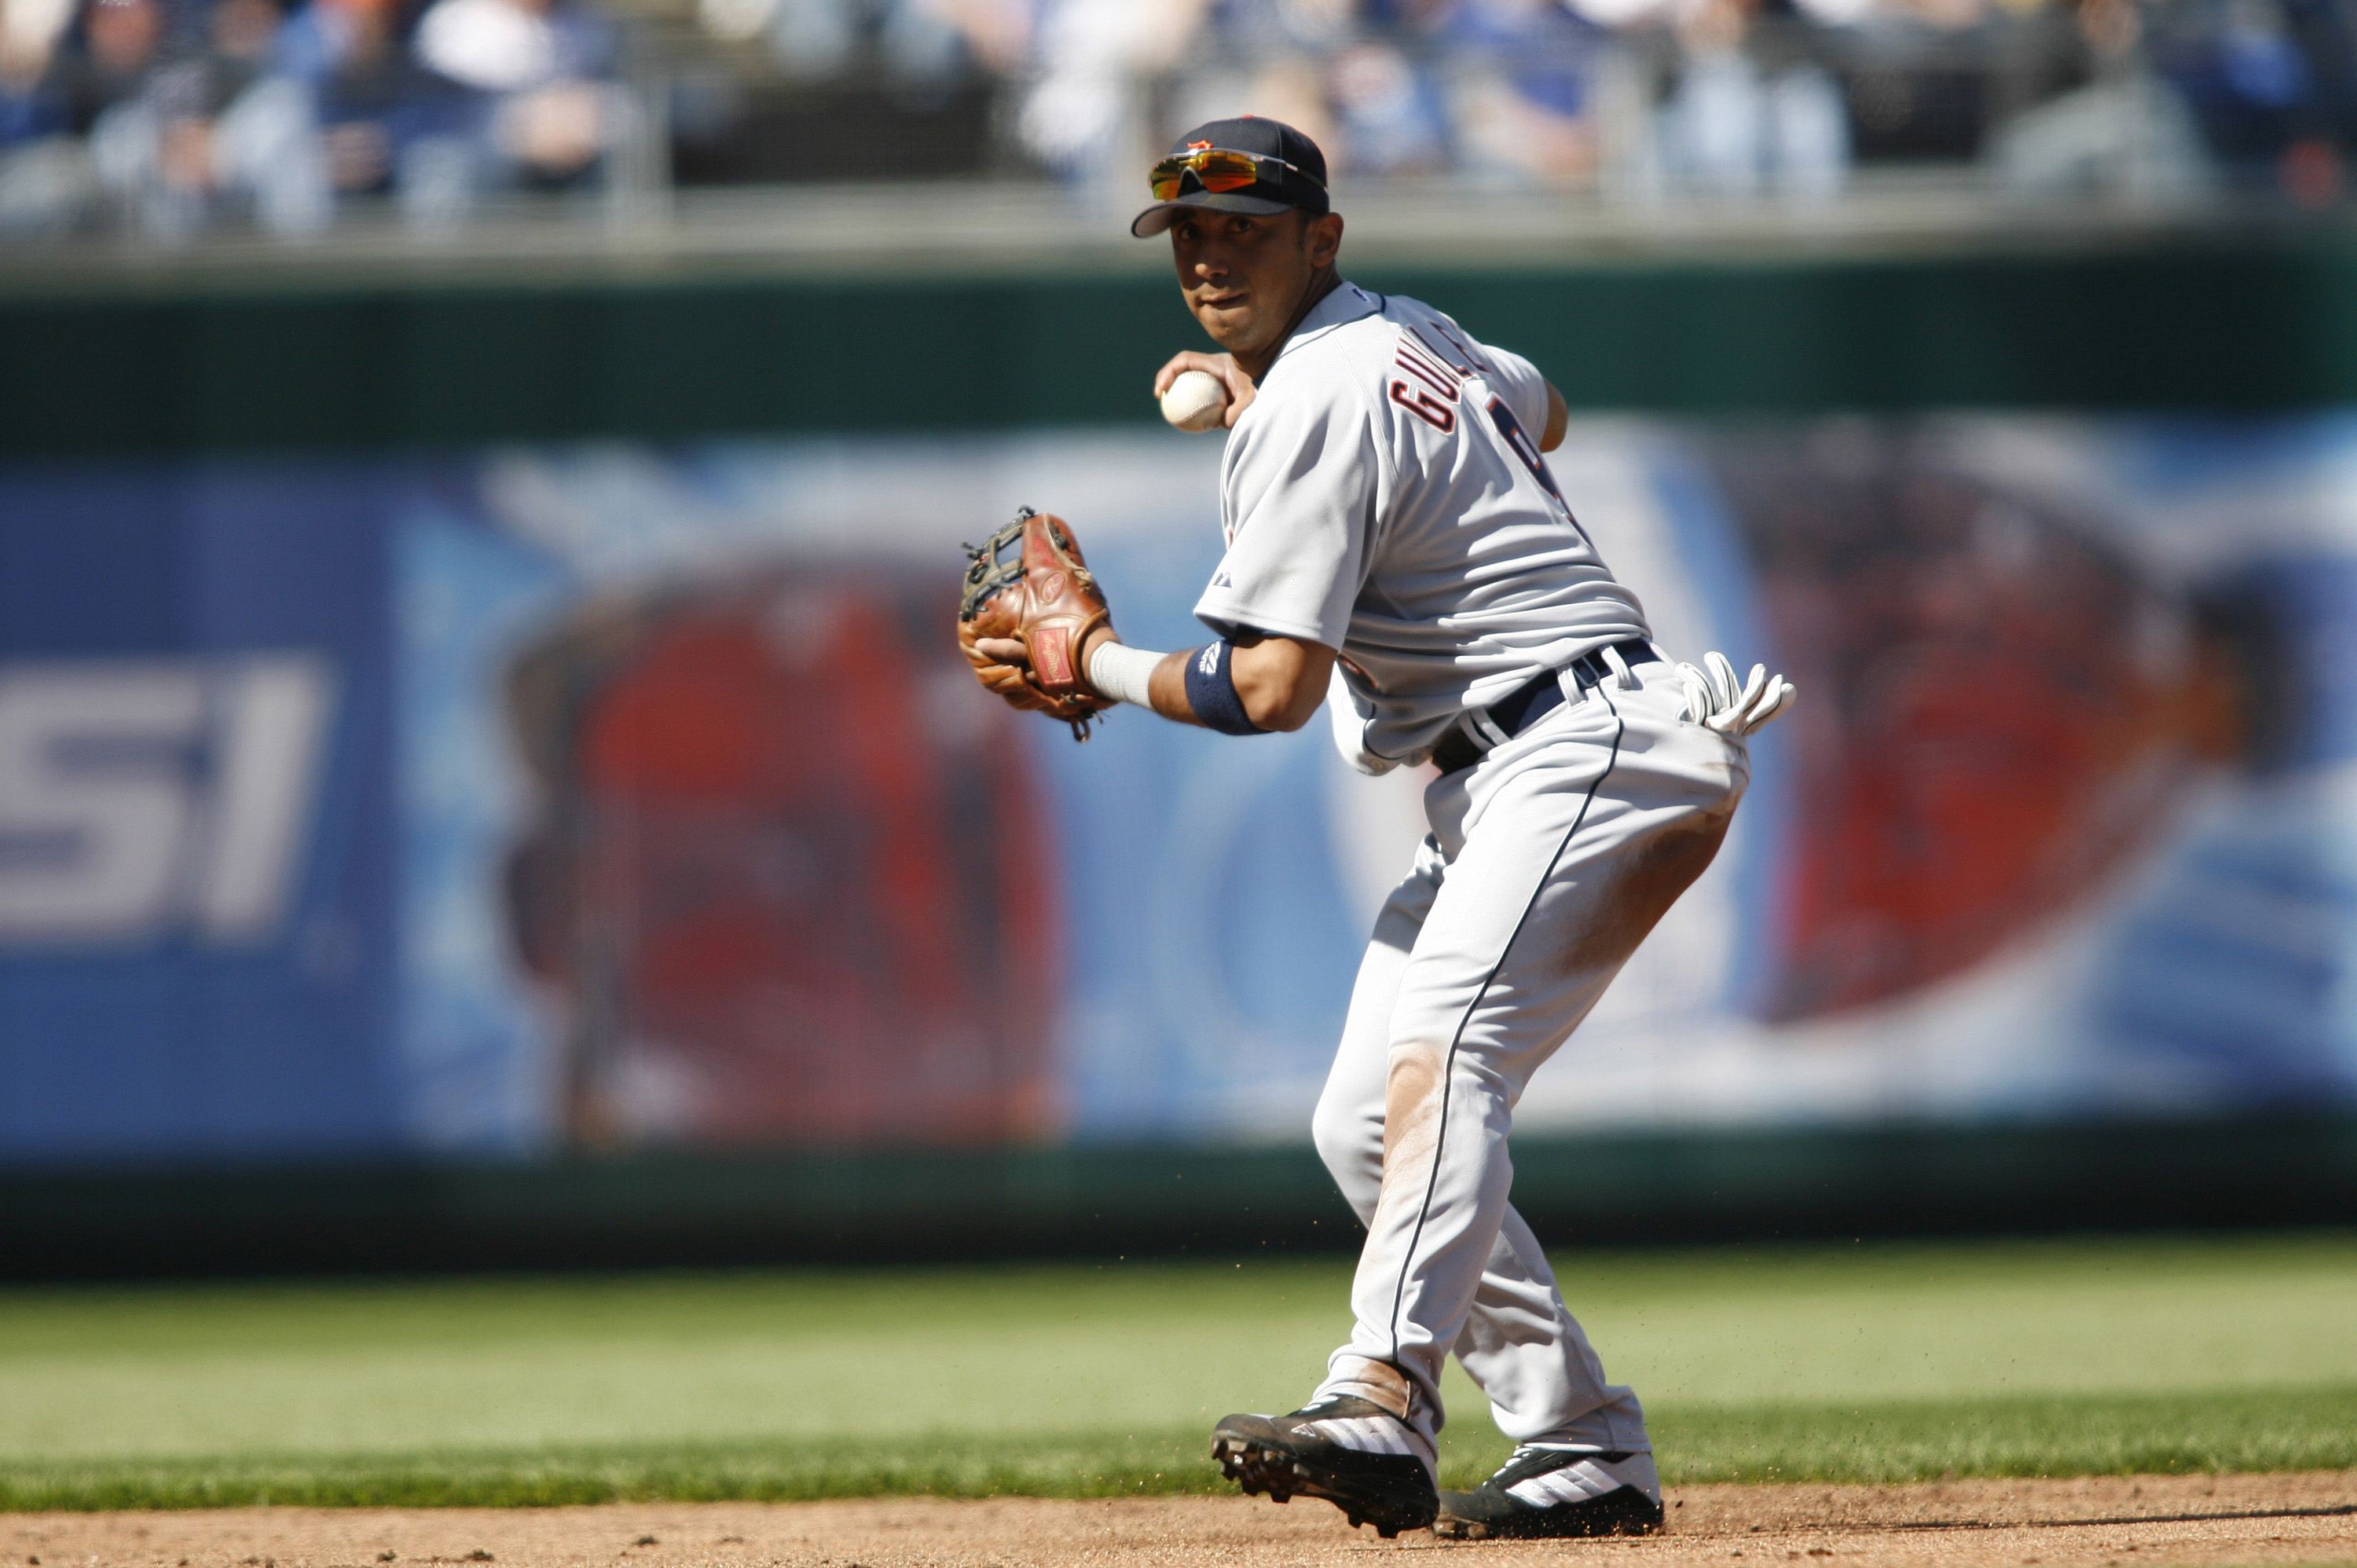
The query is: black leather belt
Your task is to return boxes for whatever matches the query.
[1432,639,1660,775]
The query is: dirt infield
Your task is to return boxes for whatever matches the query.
[5,1472,2352,1568]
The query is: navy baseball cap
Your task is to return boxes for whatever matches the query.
[1131,115,1330,238]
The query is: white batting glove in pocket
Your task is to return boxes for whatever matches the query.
[1677,650,1796,738]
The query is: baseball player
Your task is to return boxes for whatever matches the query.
[961,116,1793,1540]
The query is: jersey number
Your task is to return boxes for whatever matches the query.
[1484,395,1599,549]
[1485,396,1567,508]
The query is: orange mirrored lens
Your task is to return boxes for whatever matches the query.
[1149,150,1266,200]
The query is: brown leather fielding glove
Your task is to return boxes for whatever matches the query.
[959,507,1116,741]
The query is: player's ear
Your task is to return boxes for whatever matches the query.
[1305,211,1343,268]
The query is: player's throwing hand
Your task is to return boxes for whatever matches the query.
[1153,350,1256,429]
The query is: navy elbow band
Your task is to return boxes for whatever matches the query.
[1183,641,1266,735]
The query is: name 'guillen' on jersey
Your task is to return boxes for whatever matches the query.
[1192,280,1655,775]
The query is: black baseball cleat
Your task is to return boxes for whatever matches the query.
[1210,1395,1439,1537]
[1432,1445,1666,1540]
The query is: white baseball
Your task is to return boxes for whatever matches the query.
[1160,368,1230,433]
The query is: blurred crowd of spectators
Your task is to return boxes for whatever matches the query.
[987,0,1847,199]
[0,0,632,233]
[973,0,2357,202]
[6,0,2357,238]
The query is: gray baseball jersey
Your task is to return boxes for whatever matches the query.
[1190,280,1652,771]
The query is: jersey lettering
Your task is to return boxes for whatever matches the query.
[1389,379,1457,433]
[1389,332,1465,431]
[1393,338,1463,403]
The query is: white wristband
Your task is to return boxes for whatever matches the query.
[1087,639,1164,708]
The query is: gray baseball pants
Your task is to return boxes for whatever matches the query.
[1309,661,1749,1455]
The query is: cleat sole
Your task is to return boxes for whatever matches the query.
[1208,1433,1435,1537]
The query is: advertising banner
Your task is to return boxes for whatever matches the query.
[3,419,2353,1163]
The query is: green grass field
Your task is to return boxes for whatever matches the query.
[2,1233,2352,1511]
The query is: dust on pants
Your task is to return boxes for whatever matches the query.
[1310,668,1747,1451]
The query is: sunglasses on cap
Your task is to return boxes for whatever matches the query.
[1148,146,1326,200]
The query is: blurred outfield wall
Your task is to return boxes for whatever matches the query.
[4,230,2357,1273]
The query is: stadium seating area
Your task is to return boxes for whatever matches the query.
[2,0,2355,239]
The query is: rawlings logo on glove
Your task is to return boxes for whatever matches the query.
[959,507,1116,741]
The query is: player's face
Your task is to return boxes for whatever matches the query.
[1169,210,1334,357]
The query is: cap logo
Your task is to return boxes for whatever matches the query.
[1186,141,1211,151]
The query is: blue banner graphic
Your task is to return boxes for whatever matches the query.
[3,422,2354,1165]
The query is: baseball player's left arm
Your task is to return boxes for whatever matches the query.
[1078,625,1334,733]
